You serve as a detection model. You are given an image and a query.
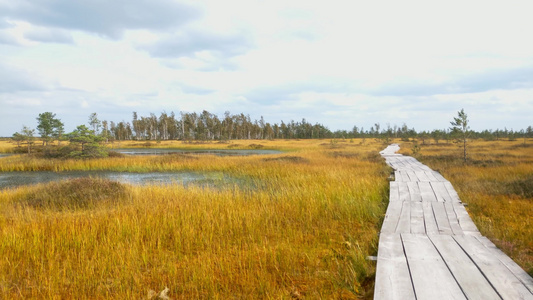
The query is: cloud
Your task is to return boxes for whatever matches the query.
[0,30,18,45]
[23,27,73,44]
[243,80,351,105]
[161,55,241,72]
[142,29,253,59]
[177,83,214,95]
[0,0,200,39]
[142,29,253,71]
[459,67,533,92]
[371,66,533,97]
[0,63,46,92]
[0,19,12,29]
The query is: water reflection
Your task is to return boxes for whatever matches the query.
[0,171,237,189]
[115,148,282,156]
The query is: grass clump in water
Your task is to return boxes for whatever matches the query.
[20,177,130,211]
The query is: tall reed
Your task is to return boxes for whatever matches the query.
[0,139,389,298]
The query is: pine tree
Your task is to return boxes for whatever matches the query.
[450,108,470,162]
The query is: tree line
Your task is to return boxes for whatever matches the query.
[11,110,533,150]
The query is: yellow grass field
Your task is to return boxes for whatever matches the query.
[0,139,389,299]
[399,139,533,277]
[1,138,531,298]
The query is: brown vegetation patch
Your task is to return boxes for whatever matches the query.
[263,156,309,163]
[506,143,533,150]
[107,150,126,158]
[320,143,346,149]
[470,159,505,167]
[19,177,130,211]
[506,175,533,198]
[227,144,242,148]
[248,144,264,149]
[329,151,360,159]
[364,151,384,163]
[182,140,213,145]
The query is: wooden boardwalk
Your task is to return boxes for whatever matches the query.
[374,144,533,300]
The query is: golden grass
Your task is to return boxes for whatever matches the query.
[399,139,533,277]
[0,140,14,153]
[0,139,389,299]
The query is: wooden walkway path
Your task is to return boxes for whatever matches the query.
[374,144,533,299]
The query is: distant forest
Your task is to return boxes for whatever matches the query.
[12,110,533,143]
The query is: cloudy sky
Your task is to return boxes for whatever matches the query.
[1,0,532,136]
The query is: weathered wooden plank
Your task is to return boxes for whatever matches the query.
[401,234,466,299]
[412,161,431,172]
[433,171,449,182]
[400,171,412,182]
[414,171,431,182]
[410,201,425,234]
[403,160,419,172]
[406,182,422,202]
[396,201,411,234]
[452,204,480,234]
[431,181,453,202]
[444,181,462,203]
[475,235,533,294]
[432,202,453,235]
[394,170,401,181]
[424,171,440,182]
[379,145,533,300]
[406,157,425,171]
[374,233,416,300]
[422,201,439,234]
[428,235,501,300]
[398,182,410,202]
[405,170,417,182]
[388,183,400,202]
[381,201,402,234]
[444,202,464,235]
[418,181,437,202]
[421,165,434,172]
[392,158,407,169]
[454,235,533,299]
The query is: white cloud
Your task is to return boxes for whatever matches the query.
[23,27,74,44]
[0,0,201,38]
[1,0,533,136]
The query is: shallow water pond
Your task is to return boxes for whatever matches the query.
[0,171,240,190]
[114,148,282,156]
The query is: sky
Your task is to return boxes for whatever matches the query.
[1,0,533,137]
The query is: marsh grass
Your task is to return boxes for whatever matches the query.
[399,139,533,276]
[0,140,14,153]
[18,177,130,211]
[0,139,388,298]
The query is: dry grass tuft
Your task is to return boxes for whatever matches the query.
[248,143,264,149]
[263,156,309,163]
[19,177,130,211]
